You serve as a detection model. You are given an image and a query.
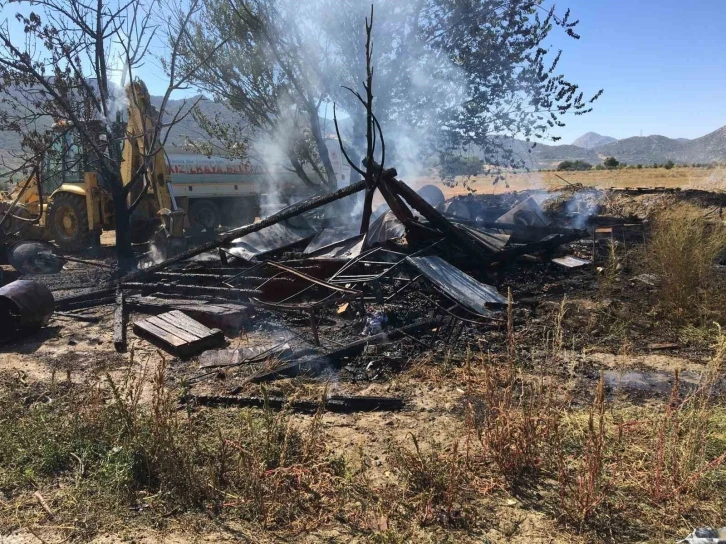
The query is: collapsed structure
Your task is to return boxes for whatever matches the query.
[9,169,684,413]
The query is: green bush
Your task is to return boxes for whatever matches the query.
[603,156,619,169]
[557,160,592,171]
[664,160,675,170]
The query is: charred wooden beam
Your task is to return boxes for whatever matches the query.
[59,296,116,311]
[122,282,261,299]
[183,394,404,413]
[115,179,368,285]
[385,176,495,265]
[55,287,116,310]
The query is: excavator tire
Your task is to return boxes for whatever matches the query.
[48,192,90,251]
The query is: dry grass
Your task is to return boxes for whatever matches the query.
[641,203,726,325]
[0,356,347,539]
[2,296,726,542]
[382,301,726,541]
[399,166,726,198]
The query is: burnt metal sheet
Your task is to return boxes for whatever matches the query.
[304,226,365,259]
[226,220,316,261]
[455,224,510,253]
[307,235,365,260]
[551,256,591,268]
[304,226,360,254]
[496,197,550,227]
[406,256,506,316]
[365,210,406,246]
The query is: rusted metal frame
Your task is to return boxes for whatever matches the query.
[224,261,269,287]
[278,282,317,304]
[250,291,354,311]
[370,239,445,283]
[267,261,361,295]
[327,246,386,282]
[420,292,504,326]
[253,272,289,291]
[385,274,423,302]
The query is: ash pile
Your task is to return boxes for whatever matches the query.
[46,173,648,412]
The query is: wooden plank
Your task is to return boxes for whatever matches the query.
[133,320,187,347]
[160,311,211,336]
[166,310,220,337]
[146,315,200,343]
[125,295,250,330]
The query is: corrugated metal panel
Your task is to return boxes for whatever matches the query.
[406,256,506,316]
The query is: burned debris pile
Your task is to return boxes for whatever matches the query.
[9,174,662,413]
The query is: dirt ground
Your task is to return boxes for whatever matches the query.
[1,181,725,543]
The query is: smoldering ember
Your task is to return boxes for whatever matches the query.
[1,1,726,543]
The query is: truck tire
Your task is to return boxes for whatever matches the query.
[221,196,260,227]
[188,199,221,232]
[48,192,90,251]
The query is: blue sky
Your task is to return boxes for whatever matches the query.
[543,0,726,143]
[136,0,726,143]
[1,0,724,145]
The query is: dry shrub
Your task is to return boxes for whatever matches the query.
[555,330,726,534]
[556,373,612,529]
[643,203,726,323]
[643,327,726,515]
[474,363,561,482]
[386,435,472,528]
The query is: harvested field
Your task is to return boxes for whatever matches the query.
[405,166,726,197]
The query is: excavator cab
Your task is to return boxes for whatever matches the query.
[43,120,114,250]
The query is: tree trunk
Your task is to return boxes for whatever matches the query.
[107,172,136,272]
[308,108,338,190]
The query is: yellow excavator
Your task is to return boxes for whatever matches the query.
[0,80,185,256]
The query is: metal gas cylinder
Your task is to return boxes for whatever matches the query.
[0,280,54,342]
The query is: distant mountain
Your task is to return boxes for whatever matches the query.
[594,135,684,165]
[522,127,726,168]
[1,90,724,172]
[677,125,726,164]
[572,132,617,149]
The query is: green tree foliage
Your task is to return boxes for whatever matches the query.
[557,160,592,171]
[664,160,675,170]
[179,0,602,186]
[603,156,620,169]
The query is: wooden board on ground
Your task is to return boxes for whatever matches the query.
[126,295,250,331]
[133,310,225,357]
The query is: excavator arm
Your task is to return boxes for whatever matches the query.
[122,80,186,255]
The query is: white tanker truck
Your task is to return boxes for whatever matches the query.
[168,140,354,230]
